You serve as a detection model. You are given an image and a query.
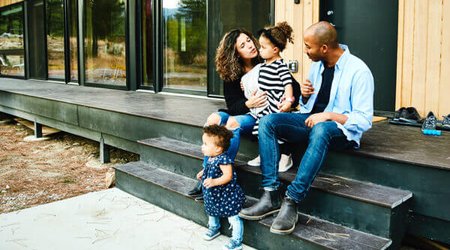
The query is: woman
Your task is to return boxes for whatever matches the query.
[207,28,267,160]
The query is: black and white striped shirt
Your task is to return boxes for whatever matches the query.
[252,59,292,135]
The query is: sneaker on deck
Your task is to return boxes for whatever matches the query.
[442,114,450,129]
[422,111,437,130]
[223,239,243,250]
[422,111,441,135]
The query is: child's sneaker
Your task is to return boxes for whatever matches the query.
[203,227,220,241]
[278,154,293,172]
[223,239,243,250]
[247,155,260,166]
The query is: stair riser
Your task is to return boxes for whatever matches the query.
[323,152,450,223]
[115,168,326,250]
[139,146,399,240]
[304,190,411,250]
[140,147,202,179]
[116,169,206,225]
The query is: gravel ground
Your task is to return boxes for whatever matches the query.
[0,117,138,213]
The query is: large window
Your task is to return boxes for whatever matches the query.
[163,0,207,92]
[46,0,65,80]
[84,0,126,86]
[0,3,24,77]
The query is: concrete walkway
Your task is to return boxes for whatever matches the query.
[0,188,255,250]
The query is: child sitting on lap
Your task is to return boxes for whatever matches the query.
[197,125,246,250]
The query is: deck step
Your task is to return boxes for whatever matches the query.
[138,136,252,163]
[115,161,392,250]
[137,136,412,245]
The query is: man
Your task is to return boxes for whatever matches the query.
[239,21,374,235]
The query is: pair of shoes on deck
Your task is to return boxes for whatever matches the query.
[421,111,450,135]
[389,107,423,127]
[247,154,293,172]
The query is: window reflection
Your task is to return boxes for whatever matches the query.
[84,0,126,85]
[0,3,24,77]
[141,0,153,87]
[47,0,65,79]
[163,0,207,92]
[69,0,78,81]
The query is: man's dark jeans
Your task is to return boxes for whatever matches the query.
[258,112,355,203]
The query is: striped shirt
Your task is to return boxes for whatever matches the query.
[252,59,292,135]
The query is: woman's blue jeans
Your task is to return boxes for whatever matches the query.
[258,112,355,203]
[212,111,256,161]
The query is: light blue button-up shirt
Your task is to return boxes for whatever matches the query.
[299,44,374,147]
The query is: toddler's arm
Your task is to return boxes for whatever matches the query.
[203,164,233,188]
[279,84,294,112]
[196,169,204,180]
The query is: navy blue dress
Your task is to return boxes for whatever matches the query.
[202,153,245,218]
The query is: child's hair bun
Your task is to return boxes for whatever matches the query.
[276,21,294,44]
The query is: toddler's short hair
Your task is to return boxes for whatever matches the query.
[203,124,233,151]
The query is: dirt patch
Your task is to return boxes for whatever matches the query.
[0,117,139,213]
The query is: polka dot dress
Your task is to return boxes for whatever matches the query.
[202,153,245,218]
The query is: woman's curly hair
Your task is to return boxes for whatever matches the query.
[215,28,261,82]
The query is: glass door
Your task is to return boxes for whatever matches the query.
[320,0,398,112]
[162,0,207,93]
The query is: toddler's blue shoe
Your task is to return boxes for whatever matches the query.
[223,239,243,250]
[203,227,220,241]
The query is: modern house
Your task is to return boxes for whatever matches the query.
[1,0,449,249]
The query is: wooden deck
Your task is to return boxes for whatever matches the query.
[360,120,450,170]
[1,78,448,171]
[0,78,223,127]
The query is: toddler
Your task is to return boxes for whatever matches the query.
[197,124,246,250]
[245,21,296,171]
[252,21,295,133]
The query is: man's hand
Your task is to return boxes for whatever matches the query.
[300,79,315,98]
[305,112,349,128]
[305,113,330,128]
